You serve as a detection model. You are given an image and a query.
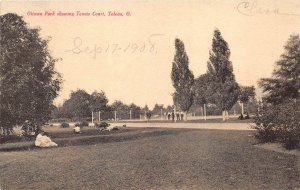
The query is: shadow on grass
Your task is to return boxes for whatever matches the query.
[0,128,191,152]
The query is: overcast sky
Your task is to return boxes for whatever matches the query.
[2,0,300,108]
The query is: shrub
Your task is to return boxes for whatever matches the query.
[60,122,70,128]
[75,121,89,127]
[0,135,23,143]
[254,100,300,149]
[95,122,109,129]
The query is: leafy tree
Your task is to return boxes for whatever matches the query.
[254,100,300,149]
[52,90,110,121]
[142,105,149,112]
[194,74,210,107]
[166,105,173,112]
[111,100,130,120]
[254,34,300,149]
[129,103,142,119]
[0,13,62,134]
[50,105,65,120]
[193,74,212,117]
[62,89,91,121]
[171,38,194,120]
[238,86,256,115]
[206,29,240,120]
[141,105,150,119]
[90,91,109,112]
[239,86,256,103]
[259,34,300,104]
[152,104,164,116]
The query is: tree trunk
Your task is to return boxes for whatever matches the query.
[241,103,244,116]
[222,110,226,121]
[204,104,207,121]
[225,110,229,120]
[92,111,94,123]
[174,106,177,123]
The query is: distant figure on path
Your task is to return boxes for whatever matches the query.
[172,111,175,121]
[167,112,171,120]
[245,112,250,119]
[238,113,244,120]
[181,112,184,120]
[35,132,58,147]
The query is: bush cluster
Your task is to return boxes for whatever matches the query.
[60,122,70,128]
[75,121,89,127]
[254,100,300,149]
[94,122,109,129]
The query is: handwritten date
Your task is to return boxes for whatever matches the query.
[65,34,164,59]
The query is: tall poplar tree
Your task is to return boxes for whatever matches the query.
[171,38,194,120]
[206,29,240,120]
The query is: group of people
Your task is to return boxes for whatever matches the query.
[166,111,184,121]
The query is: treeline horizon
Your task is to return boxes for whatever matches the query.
[51,88,258,122]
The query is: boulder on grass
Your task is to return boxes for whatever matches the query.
[35,133,57,147]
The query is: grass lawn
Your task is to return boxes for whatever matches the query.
[0,127,299,190]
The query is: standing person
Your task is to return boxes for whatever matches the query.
[171,110,175,121]
[176,113,180,121]
[181,112,184,121]
[245,112,250,119]
[167,112,171,120]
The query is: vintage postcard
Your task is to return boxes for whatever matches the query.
[0,0,299,189]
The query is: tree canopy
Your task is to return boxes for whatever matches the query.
[259,34,300,104]
[193,74,211,106]
[58,89,109,121]
[0,13,62,132]
[239,86,256,103]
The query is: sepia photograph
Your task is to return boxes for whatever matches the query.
[0,0,299,189]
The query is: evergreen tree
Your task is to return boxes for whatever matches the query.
[206,29,240,120]
[0,13,62,134]
[259,34,300,104]
[171,38,194,120]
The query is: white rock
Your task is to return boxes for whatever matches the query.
[35,134,58,147]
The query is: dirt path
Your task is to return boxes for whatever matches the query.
[112,122,255,131]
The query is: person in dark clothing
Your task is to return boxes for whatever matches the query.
[245,112,250,119]
[238,113,244,120]
[167,113,171,120]
[172,111,175,121]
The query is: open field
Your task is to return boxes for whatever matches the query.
[0,126,299,190]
